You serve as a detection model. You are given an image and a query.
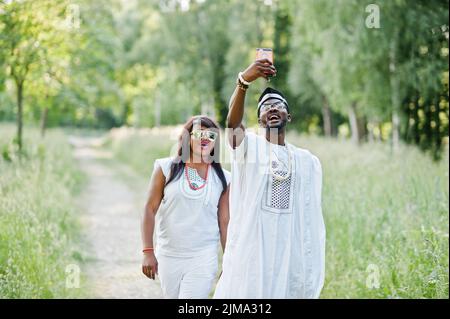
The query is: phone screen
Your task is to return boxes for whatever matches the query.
[256,48,274,64]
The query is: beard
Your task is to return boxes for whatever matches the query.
[265,119,287,130]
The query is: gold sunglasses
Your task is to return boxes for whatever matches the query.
[190,129,218,141]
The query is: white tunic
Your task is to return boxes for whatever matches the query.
[213,131,326,299]
[153,157,231,258]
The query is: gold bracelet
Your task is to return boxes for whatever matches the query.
[238,72,251,86]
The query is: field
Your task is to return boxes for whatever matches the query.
[1,123,448,299]
[0,124,84,298]
[105,126,449,299]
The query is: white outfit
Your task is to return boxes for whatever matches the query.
[153,157,230,298]
[213,131,326,299]
[157,251,218,299]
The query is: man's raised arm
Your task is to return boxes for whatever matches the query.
[227,59,276,149]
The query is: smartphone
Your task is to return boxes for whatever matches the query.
[256,48,274,81]
[256,48,274,64]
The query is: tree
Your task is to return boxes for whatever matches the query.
[0,0,71,149]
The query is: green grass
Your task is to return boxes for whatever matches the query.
[104,126,449,299]
[0,124,85,298]
[290,132,449,299]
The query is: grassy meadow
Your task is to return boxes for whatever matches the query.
[0,123,447,299]
[296,133,449,298]
[104,126,449,299]
[0,124,84,298]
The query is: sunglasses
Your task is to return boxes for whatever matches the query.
[260,101,288,113]
[190,129,218,141]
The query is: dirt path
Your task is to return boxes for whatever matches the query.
[70,136,162,299]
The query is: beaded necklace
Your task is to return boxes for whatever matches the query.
[184,165,209,190]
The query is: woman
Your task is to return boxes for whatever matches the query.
[141,116,230,299]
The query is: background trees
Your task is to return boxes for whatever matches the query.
[0,0,75,149]
[0,0,448,158]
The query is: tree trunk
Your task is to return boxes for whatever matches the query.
[321,97,332,137]
[378,122,383,141]
[121,102,130,126]
[16,81,24,151]
[390,30,400,151]
[424,100,432,150]
[40,106,49,138]
[348,102,365,144]
[348,104,358,144]
[413,96,420,144]
[358,116,367,142]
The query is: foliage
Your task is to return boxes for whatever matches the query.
[0,0,448,156]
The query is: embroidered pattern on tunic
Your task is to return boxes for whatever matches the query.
[270,171,292,209]
[262,150,295,214]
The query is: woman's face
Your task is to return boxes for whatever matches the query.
[190,125,218,160]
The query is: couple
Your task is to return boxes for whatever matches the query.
[141,59,326,299]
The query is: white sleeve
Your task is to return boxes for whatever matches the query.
[223,169,232,186]
[153,157,173,179]
[311,154,326,298]
[229,131,259,165]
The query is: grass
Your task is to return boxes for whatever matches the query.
[291,132,449,299]
[0,124,85,298]
[104,126,449,299]
[4,123,444,299]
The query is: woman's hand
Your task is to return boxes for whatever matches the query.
[241,59,277,83]
[142,252,158,280]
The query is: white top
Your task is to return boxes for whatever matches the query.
[213,131,326,299]
[153,157,231,258]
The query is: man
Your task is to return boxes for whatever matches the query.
[213,59,326,298]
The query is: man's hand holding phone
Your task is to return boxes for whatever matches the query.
[241,48,277,83]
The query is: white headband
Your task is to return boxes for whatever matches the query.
[257,93,288,109]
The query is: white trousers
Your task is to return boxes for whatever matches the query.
[156,250,218,299]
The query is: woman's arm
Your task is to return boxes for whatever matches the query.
[218,185,230,252]
[141,166,165,280]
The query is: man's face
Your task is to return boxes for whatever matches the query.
[258,98,291,129]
